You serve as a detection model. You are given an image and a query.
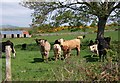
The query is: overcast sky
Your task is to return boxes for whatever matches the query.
[0,0,33,27]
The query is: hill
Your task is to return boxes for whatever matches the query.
[0,25,20,28]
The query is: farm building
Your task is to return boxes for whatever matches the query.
[0,30,31,38]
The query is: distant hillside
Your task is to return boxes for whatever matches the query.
[0,25,20,28]
[0,25,31,31]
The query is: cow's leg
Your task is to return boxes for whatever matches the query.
[41,52,44,60]
[13,49,16,58]
[54,51,57,61]
[99,55,102,62]
[12,47,16,58]
[76,47,80,56]
[63,51,67,60]
[40,52,44,62]
[99,51,102,62]
[45,52,49,62]
[55,53,58,61]
[103,50,107,62]
[42,55,44,60]
[58,53,61,60]
[40,48,44,60]
[102,55,104,62]
[13,53,16,58]
[45,55,47,62]
[57,53,60,60]
[67,49,71,58]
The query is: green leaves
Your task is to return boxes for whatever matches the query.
[20,1,119,31]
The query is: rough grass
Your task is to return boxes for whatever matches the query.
[1,30,119,81]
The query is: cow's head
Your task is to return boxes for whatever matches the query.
[57,38,64,45]
[89,44,98,54]
[88,40,95,46]
[35,39,47,46]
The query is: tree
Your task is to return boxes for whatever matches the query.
[20,0,120,38]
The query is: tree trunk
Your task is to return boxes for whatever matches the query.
[97,16,108,39]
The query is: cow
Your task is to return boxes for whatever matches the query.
[88,40,99,57]
[104,37,111,47]
[96,37,111,62]
[61,45,71,59]
[0,40,16,58]
[57,35,85,59]
[53,44,61,61]
[21,43,27,50]
[35,39,51,62]
[88,37,111,61]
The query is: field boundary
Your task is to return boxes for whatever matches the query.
[33,30,115,36]
[34,32,88,36]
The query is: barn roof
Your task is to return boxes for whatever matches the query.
[0,31,23,34]
[23,31,29,34]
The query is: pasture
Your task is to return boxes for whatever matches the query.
[1,30,119,81]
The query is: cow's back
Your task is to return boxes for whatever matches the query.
[1,40,15,53]
[63,39,80,49]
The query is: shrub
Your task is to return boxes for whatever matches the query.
[50,58,119,81]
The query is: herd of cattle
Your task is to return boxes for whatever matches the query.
[0,35,111,62]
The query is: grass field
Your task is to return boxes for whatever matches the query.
[1,30,119,81]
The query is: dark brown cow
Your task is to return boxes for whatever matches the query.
[96,37,111,62]
[0,40,16,58]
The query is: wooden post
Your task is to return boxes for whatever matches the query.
[0,43,2,58]
[0,52,2,83]
[5,46,11,81]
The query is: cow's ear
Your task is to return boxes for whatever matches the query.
[35,38,39,41]
[91,40,93,42]
[90,40,93,44]
[61,45,63,48]
[88,40,94,46]
[44,40,47,42]
[38,39,41,41]
[95,40,99,44]
[83,35,85,38]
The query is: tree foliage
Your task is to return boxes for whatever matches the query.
[20,0,120,38]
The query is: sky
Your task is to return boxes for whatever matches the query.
[0,0,117,27]
[0,0,34,27]
[0,0,79,28]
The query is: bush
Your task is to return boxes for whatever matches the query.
[50,58,119,81]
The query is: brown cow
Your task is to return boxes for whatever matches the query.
[58,35,85,59]
[53,44,61,61]
[35,39,51,62]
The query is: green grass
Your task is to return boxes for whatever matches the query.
[1,30,119,81]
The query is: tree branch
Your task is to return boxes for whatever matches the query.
[109,2,120,14]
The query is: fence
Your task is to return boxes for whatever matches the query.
[5,46,12,81]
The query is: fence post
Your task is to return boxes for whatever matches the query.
[5,46,11,81]
[0,43,2,58]
[0,51,2,83]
